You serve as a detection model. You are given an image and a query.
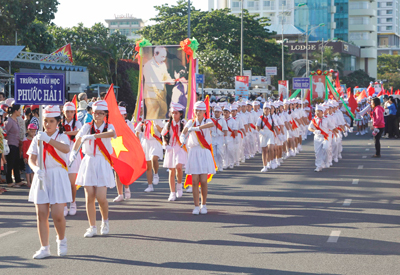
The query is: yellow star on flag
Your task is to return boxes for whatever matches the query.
[111,136,128,158]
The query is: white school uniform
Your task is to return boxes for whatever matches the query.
[308,117,329,169]
[185,118,216,175]
[161,119,188,168]
[256,115,275,147]
[64,119,83,174]
[211,117,228,169]
[126,119,135,133]
[28,131,72,205]
[324,114,337,165]
[75,123,116,188]
[232,115,245,162]
[135,120,164,161]
[224,117,238,168]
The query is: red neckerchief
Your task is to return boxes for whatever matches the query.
[312,117,329,140]
[211,118,223,132]
[89,123,113,165]
[43,132,67,171]
[171,121,180,146]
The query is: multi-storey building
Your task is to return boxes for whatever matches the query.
[377,0,400,55]
[105,14,144,41]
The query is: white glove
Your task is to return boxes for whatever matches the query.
[69,150,77,163]
[314,130,321,135]
[179,133,186,144]
[37,131,51,143]
[189,126,200,132]
[82,135,96,143]
[32,165,45,181]
[162,144,171,150]
[343,131,348,137]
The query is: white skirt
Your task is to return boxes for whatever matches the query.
[29,167,72,205]
[163,145,188,168]
[141,139,163,161]
[67,150,82,174]
[185,146,216,175]
[76,154,115,188]
[259,129,275,147]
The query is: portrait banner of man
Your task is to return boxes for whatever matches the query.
[141,46,189,119]
[312,75,326,99]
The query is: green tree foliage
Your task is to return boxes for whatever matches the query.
[377,54,400,90]
[0,0,59,52]
[341,69,374,88]
[311,47,344,73]
[139,0,289,87]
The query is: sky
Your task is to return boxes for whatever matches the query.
[52,0,209,28]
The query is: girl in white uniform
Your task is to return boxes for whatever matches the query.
[28,105,71,259]
[161,102,187,201]
[135,118,164,192]
[71,100,116,238]
[180,101,215,215]
[223,107,238,169]
[113,106,135,202]
[211,105,228,171]
[62,102,82,216]
[256,103,275,172]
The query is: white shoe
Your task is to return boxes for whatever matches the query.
[266,162,271,169]
[168,192,176,201]
[200,205,207,215]
[298,145,302,151]
[124,188,131,200]
[101,221,109,235]
[33,246,51,259]
[356,132,360,135]
[113,195,124,202]
[56,237,67,257]
[295,148,299,154]
[286,152,290,158]
[245,156,250,160]
[235,162,240,166]
[144,185,154,192]
[260,166,268,172]
[229,164,234,169]
[192,206,200,215]
[176,183,183,198]
[271,161,277,169]
[152,174,159,185]
[283,154,287,160]
[290,150,295,157]
[338,154,342,159]
[84,227,97,238]
[69,202,77,216]
[63,206,68,217]
[186,186,193,193]
[314,167,322,172]
[333,158,338,163]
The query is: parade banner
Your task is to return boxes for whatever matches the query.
[278,80,289,99]
[14,73,65,105]
[326,77,355,119]
[312,75,326,99]
[235,76,249,100]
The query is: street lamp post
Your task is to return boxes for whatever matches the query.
[305,23,325,78]
[188,0,191,38]
[240,0,243,75]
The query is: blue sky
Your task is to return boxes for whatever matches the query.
[52,0,208,28]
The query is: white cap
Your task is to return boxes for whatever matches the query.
[194,101,206,111]
[246,100,252,106]
[119,106,127,115]
[210,102,217,107]
[315,104,325,112]
[64,102,76,111]
[214,106,222,112]
[93,100,108,111]
[230,104,238,111]
[223,106,231,112]
[170,102,185,112]
[252,101,260,106]
[263,103,271,109]
[43,105,61,118]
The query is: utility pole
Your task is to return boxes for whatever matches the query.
[321,38,324,70]
[281,3,284,81]
[240,0,244,75]
[306,24,309,78]
[188,0,191,38]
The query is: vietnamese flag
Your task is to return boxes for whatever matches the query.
[367,84,375,97]
[71,94,78,120]
[357,89,367,103]
[105,84,147,185]
[204,95,210,119]
[348,91,358,114]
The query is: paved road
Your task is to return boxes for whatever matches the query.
[1,133,399,275]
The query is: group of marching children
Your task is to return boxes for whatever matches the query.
[28,100,118,259]
[308,100,351,172]
[354,97,370,135]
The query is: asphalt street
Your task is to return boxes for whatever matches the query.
[1,132,399,275]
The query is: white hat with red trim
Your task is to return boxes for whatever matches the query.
[170,102,185,112]
[119,106,127,115]
[93,100,108,111]
[43,105,61,118]
[252,101,260,106]
[194,101,206,111]
[214,106,222,112]
[64,102,76,111]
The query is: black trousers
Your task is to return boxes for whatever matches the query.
[6,145,21,184]
[374,128,385,156]
[394,116,400,137]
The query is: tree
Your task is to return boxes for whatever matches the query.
[341,70,375,88]
[0,0,59,50]
[139,0,289,87]
[378,54,400,75]
[19,20,55,53]
[312,47,344,74]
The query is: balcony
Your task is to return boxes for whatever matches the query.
[351,40,377,47]
[349,24,377,32]
[349,9,377,17]
[361,48,377,58]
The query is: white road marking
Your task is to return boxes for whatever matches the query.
[368,143,371,145]
[0,231,17,239]
[358,165,364,169]
[343,199,352,206]
[362,156,367,159]
[365,149,370,151]
[327,230,341,243]
[352,179,359,185]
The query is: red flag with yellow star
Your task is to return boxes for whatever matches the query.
[105,84,147,185]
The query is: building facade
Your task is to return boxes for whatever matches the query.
[377,0,400,55]
[105,14,144,41]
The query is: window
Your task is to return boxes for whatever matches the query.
[349,1,369,9]
[349,17,369,25]
[120,21,130,25]
[279,0,286,7]
[387,18,393,22]
[349,32,370,40]
[387,10,393,14]
[380,37,389,46]
[110,22,118,26]
[387,26,393,30]
[387,2,393,6]
[232,1,240,8]
[248,1,255,8]
[263,0,274,9]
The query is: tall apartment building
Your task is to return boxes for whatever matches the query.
[377,0,400,55]
[105,14,144,41]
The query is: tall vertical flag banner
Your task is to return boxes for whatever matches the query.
[71,95,78,120]
[43,44,74,63]
[133,39,152,123]
[278,80,289,101]
[235,76,249,100]
[204,95,210,119]
[105,85,147,184]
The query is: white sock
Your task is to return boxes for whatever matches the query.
[201,204,206,207]
[42,245,50,250]
[102,219,108,223]
[154,173,158,177]
[90,225,96,229]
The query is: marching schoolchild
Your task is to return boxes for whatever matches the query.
[256,103,276,172]
[211,105,228,171]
